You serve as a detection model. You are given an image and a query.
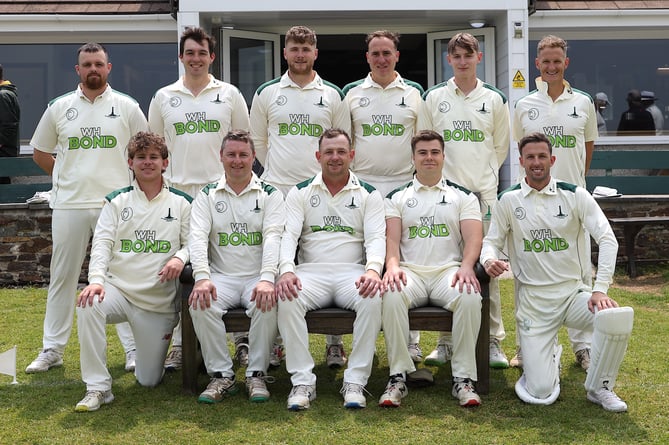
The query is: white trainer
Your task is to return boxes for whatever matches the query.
[575,348,591,371]
[164,346,182,371]
[269,342,285,368]
[587,386,628,412]
[341,382,367,409]
[408,343,423,363]
[326,344,347,368]
[246,371,275,403]
[124,349,136,372]
[75,390,114,412]
[26,349,63,373]
[452,377,481,407]
[509,346,523,368]
[378,375,408,407]
[424,343,452,366]
[287,384,316,411]
[198,376,238,404]
[489,338,509,369]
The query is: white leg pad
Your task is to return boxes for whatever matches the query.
[584,307,634,392]
[515,344,562,405]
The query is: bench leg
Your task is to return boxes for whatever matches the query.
[622,224,644,278]
[181,304,199,394]
[476,292,490,395]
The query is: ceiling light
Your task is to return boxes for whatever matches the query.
[469,19,486,29]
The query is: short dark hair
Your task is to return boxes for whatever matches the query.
[77,43,109,60]
[518,132,552,155]
[180,27,216,57]
[366,30,400,50]
[411,130,444,153]
[128,131,168,159]
[285,26,317,46]
[318,128,351,149]
[221,129,255,153]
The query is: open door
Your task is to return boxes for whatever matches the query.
[220,29,281,106]
[427,28,496,88]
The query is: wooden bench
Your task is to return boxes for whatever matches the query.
[0,156,50,204]
[180,265,490,395]
[586,149,669,194]
[608,216,669,278]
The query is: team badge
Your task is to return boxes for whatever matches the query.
[436,195,449,206]
[121,207,133,221]
[568,106,580,118]
[250,199,261,213]
[309,195,321,207]
[396,97,407,108]
[514,207,526,220]
[345,197,359,209]
[406,198,418,208]
[554,205,568,219]
[528,108,539,121]
[169,96,182,108]
[359,97,370,108]
[314,97,326,108]
[438,101,451,113]
[211,93,223,104]
[65,108,78,121]
[276,95,287,106]
[106,107,120,119]
[162,208,177,222]
[477,103,490,114]
[215,201,228,213]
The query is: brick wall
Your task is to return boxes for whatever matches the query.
[1,196,669,286]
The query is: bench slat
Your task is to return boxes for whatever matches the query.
[586,176,669,195]
[0,156,45,176]
[588,150,669,170]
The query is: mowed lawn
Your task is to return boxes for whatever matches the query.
[0,275,668,445]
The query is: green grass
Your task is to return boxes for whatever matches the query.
[1,278,668,445]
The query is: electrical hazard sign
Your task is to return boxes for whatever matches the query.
[513,70,526,89]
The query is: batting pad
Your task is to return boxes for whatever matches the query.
[515,344,562,405]
[585,306,634,393]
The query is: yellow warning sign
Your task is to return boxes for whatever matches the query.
[513,70,526,89]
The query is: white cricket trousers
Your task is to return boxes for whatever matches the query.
[278,263,382,387]
[189,274,278,378]
[383,266,481,380]
[517,281,594,399]
[44,208,134,354]
[77,283,178,391]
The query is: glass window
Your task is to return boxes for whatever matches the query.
[0,43,178,146]
[529,39,668,136]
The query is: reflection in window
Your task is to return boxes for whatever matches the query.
[529,39,668,136]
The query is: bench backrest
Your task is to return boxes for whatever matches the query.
[0,157,51,204]
[586,150,669,194]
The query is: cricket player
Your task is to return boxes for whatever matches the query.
[75,131,191,412]
[417,32,510,369]
[380,130,483,408]
[276,128,385,411]
[481,132,632,412]
[188,130,284,404]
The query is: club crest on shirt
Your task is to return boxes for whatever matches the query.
[438,101,451,114]
[106,107,120,119]
[477,103,490,114]
[66,108,78,121]
[250,199,262,213]
[406,198,418,208]
[396,97,408,108]
[345,197,359,209]
[554,205,568,219]
[162,208,177,222]
[215,201,228,213]
[169,96,182,108]
[358,97,370,107]
[309,194,321,207]
[211,93,223,104]
[276,95,287,106]
[314,97,326,108]
[567,106,580,118]
[528,108,540,120]
[436,195,450,206]
[514,207,526,220]
[121,207,133,221]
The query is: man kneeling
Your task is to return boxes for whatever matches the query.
[75,132,191,411]
[380,130,483,408]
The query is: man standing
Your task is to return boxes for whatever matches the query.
[250,25,351,367]
[0,63,20,184]
[481,132,632,412]
[75,131,191,412]
[380,130,483,408]
[343,30,425,363]
[188,130,284,404]
[276,128,385,410]
[512,35,598,370]
[149,27,251,370]
[418,32,510,369]
[27,43,147,374]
